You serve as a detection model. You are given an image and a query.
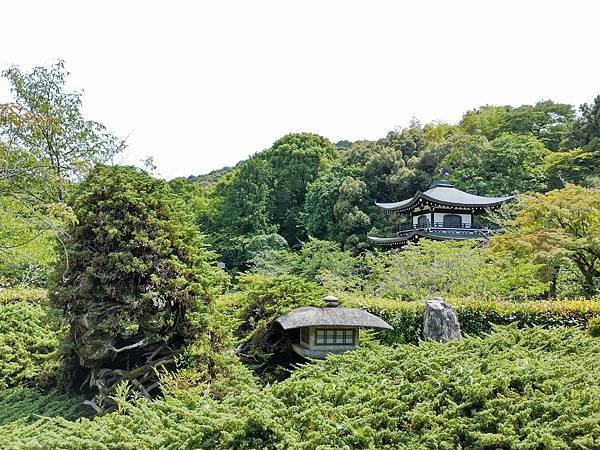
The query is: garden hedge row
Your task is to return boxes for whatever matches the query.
[345,296,600,345]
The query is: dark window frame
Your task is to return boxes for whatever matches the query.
[443,214,462,228]
[417,215,429,228]
[315,328,356,346]
[300,327,309,344]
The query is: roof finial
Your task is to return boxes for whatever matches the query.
[323,295,339,307]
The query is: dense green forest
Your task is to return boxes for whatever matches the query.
[1,62,600,448]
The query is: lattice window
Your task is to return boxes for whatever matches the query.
[315,329,355,345]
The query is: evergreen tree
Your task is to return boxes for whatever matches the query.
[52,165,222,410]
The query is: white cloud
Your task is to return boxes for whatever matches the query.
[1,0,598,178]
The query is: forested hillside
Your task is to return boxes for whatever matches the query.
[177,98,600,271]
[1,62,600,448]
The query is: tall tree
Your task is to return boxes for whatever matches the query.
[568,95,600,151]
[379,121,424,160]
[53,165,222,410]
[1,61,125,202]
[302,170,344,241]
[544,147,600,188]
[262,133,337,244]
[491,185,600,295]
[459,101,574,150]
[459,105,509,140]
[496,101,574,150]
[442,133,549,195]
[0,62,124,275]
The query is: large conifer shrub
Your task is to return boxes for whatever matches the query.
[52,165,224,410]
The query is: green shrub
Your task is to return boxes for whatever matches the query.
[0,288,63,389]
[364,240,549,301]
[588,317,600,337]
[0,388,85,426]
[0,198,57,288]
[235,274,325,362]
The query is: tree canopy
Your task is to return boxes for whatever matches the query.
[492,185,600,296]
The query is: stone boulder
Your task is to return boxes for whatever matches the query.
[423,297,462,342]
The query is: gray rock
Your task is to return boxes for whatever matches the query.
[423,297,462,341]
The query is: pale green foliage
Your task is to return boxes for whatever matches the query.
[1,61,125,200]
[492,185,600,295]
[545,147,600,188]
[0,289,63,389]
[460,101,574,150]
[245,233,288,260]
[251,238,548,300]
[250,238,365,293]
[442,132,550,195]
[366,240,548,301]
[0,61,124,283]
[0,197,57,286]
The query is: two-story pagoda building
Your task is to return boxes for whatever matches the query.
[367,180,514,247]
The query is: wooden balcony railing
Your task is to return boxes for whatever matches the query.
[396,222,494,237]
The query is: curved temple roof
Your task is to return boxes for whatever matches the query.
[277,306,393,331]
[375,180,515,213]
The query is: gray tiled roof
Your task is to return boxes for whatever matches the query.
[276,306,393,331]
[376,181,515,212]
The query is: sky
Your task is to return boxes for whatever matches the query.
[1,0,599,179]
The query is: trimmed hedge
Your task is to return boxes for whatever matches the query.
[345,296,600,345]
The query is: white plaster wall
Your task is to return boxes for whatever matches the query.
[433,212,471,227]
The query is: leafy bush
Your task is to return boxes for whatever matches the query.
[245,233,289,258]
[348,296,600,344]
[252,239,552,302]
[0,197,57,287]
[588,317,600,337]
[250,238,367,292]
[0,288,63,389]
[1,327,600,448]
[365,240,549,301]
